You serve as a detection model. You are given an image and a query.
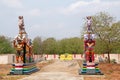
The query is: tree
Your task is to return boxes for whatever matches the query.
[91,12,120,63]
[0,35,15,54]
[94,38,106,54]
[41,37,83,55]
[58,37,83,54]
[69,37,83,54]
[42,38,57,54]
[32,36,42,54]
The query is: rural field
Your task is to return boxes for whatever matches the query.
[0,60,120,80]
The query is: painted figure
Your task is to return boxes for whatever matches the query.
[18,16,26,33]
[84,33,95,62]
[84,34,95,51]
[86,16,92,32]
[80,16,103,75]
[86,50,94,62]
[13,38,24,63]
[13,16,33,63]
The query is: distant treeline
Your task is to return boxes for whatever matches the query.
[0,35,15,54]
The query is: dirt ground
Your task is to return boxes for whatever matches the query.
[0,64,27,80]
[0,60,53,80]
[0,60,120,80]
[19,60,83,80]
[84,62,120,80]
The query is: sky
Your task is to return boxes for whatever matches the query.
[0,0,120,40]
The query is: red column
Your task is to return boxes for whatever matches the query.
[74,54,76,58]
[46,54,48,58]
[81,54,83,58]
[102,54,104,58]
[54,54,56,59]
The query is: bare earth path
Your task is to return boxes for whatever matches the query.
[19,60,84,80]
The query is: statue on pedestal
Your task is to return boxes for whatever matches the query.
[13,16,33,63]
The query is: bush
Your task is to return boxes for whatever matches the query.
[111,59,117,64]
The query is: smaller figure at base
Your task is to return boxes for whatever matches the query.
[86,50,94,63]
[14,39,24,63]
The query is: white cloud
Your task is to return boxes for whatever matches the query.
[61,0,120,15]
[17,9,41,17]
[1,0,23,8]
[65,1,89,12]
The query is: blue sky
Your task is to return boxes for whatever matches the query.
[0,0,120,40]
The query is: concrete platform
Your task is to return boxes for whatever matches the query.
[9,63,39,75]
[79,75,105,77]
[79,62,104,75]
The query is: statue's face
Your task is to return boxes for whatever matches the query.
[88,39,92,43]
[88,34,91,39]
[17,40,22,44]
[87,16,91,20]
[19,16,22,19]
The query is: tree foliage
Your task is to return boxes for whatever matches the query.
[32,36,42,54]
[42,38,57,54]
[41,37,83,54]
[0,35,15,54]
[91,12,120,62]
[58,37,83,54]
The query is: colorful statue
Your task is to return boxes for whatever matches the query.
[83,16,95,63]
[13,16,33,63]
[79,16,103,75]
[10,16,38,75]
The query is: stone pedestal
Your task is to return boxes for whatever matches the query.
[79,62,103,75]
[10,62,39,75]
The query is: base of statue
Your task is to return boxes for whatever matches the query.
[79,62,103,75]
[9,62,39,75]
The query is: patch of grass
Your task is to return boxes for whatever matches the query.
[0,74,6,76]
[109,70,113,73]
